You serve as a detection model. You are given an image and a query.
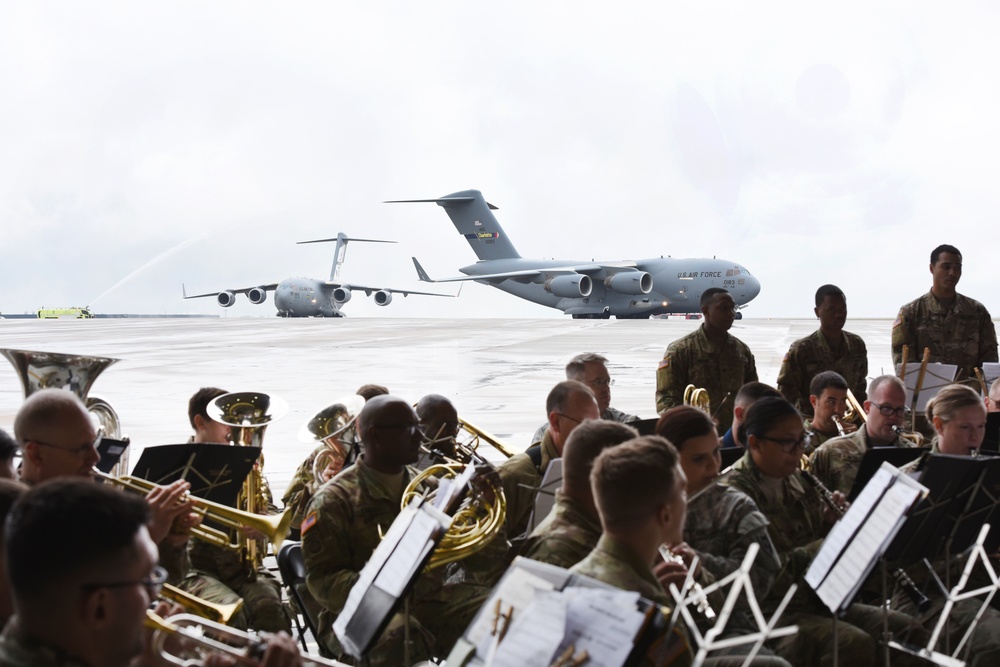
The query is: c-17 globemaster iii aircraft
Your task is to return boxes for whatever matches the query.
[182,232,452,317]
[388,190,761,319]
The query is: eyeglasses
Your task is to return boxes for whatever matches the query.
[587,378,615,388]
[757,434,808,453]
[872,403,911,419]
[27,432,102,457]
[556,412,583,425]
[82,565,167,598]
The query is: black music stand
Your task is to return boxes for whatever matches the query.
[982,413,1000,452]
[633,418,659,436]
[97,437,130,474]
[847,447,928,502]
[721,447,745,470]
[130,443,260,507]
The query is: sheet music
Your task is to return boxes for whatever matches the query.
[490,590,566,667]
[896,362,957,412]
[983,363,1000,389]
[556,587,644,667]
[469,568,556,654]
[373,509,443,596]
[529,458,563,533]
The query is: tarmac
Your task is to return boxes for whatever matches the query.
[0,317,898,497]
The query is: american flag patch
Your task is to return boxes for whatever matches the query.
[658,357,671,370]
[301,512,318,536]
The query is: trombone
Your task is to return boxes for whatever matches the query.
[161,583,243,625]
[94,469,294,553]
[146,612,350,667]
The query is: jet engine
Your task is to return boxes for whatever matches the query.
[545,274,592,298]
[373,290,393,306]
[217,291,236,307]
[247,287,269,304]
[605,271,652,295]
[333,287,353,304]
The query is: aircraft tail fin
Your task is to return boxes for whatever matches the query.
[386,190,521,261]
[297,232,396,283]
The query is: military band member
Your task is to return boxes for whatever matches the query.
[720,382,781,449]
[891,244,998,384]
[188,386,231,444]
[0,429,18,480]
[727,397,924,667]
[414,393,460,470]
[777,285,868,416]
[802,371,854,454]
[809,375,917,496]
[656,288,757,433]
[987,377,1000,413]
[520,420,638,567]
[498,380,599,539]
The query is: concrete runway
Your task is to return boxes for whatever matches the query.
[0,317,898,496]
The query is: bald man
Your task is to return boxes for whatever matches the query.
[14,389,101,485]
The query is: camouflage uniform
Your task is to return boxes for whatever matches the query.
[281,442,326,534]
[0,617,88,667]
[776,329,868,416]
[655,326,757,433]
[530,405,641,444]
[302,455,486,663]
[519,491,601,568]
[497,430,559,539]
[802,419,840,457]
[891,291,998,384]
[809,424,914,497]
[180,475,290,633]
[726,452,926,667]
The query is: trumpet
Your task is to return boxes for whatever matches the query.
[658,545,715,619]
[161,583,243,625]
[146,611,349,667]
[94,469,294,553]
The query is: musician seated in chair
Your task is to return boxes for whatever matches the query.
[179,387,292,635]
[802,371,854,455]
[414,393,461,470]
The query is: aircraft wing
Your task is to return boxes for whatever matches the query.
[181,283,279,299]
[412,257,593,284]
[322,282,455,298]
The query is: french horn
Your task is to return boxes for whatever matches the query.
[1,347,129,475]
[683,384,711,412]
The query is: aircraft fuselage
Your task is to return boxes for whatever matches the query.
[274,278,342,317]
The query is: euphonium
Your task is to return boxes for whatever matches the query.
[93,469,294,553]
[683,384,711,413]
[209,392,287,572]
[145,612,350,667]
[1,347,129,474]
[300,395,365,487]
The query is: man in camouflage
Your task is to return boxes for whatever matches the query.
[498,380,599,540]
[809,375,918,496]
[414,393,460,470]
[777,285,868,416]
[656,289,757,434]
[520,420,637,567]
[891,244,997,384]
[802,371,854,455]
[301,395,485,663]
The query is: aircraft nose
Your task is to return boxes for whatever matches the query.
[744,271,761,301]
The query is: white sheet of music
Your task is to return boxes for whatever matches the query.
[896,362,957,411]
[557,587,645,667]
[983,362,1000,389]
[373,508,442,597]
[490,590,566,667]
[469,567,557,654]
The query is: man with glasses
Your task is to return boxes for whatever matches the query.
[656,288,758,433]
[809,375,919,496]
[498,380,600,540]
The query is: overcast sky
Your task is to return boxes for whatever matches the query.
[2,1,998,319]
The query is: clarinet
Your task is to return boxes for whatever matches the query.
[800,469,930,613]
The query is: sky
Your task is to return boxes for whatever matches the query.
[1,1,999,319]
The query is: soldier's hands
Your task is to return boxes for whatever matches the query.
[668,542,702,578]
[822,491,849,524]
[258,632,303,667]
[146,480,195,544]
[653,557,690,593]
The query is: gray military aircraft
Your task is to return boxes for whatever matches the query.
[182,232,452,317]
[389,189,761,319]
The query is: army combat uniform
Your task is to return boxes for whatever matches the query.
[655,326,757,433]
[776,330,868,417]
[726,453,926,667]
[519,491,601,568]
[809,424,915,497]
[281,442,327,536]
[497,429,559,540]
[802,419,840,457]
[891,291,998,384]
[0,618,88,667]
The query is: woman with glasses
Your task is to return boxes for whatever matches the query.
[727,397,925,667]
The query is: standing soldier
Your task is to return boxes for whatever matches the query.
[656,288,757,433]
[892,244,997,384]
[777,285,868,416]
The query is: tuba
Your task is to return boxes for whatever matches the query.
[1,348,129,474]
[300,395,365,487]
[208,392,287,572]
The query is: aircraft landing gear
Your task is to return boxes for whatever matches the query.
[735,311,743,320]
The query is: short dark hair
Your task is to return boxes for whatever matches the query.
[188,387,228,429]
[0,429,18,461]
[546,380,594,416]
[809,371,849,398]
[0,479,27,544]
[734,381,782,409]
[562,420,638,492]
[565,353,608,381]
[356,384,389,401]
[6,478,151,607]
[738,397,800,445]
[814,284,845,308]
[931,244,962,265]
[655,406,716,451]
[700,288,729,309]
[591,436,681,531]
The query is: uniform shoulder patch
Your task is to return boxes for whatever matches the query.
[892,314,902,329]
[658,356,671,370]
[301,511,318,536]
[782,352,790,363]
